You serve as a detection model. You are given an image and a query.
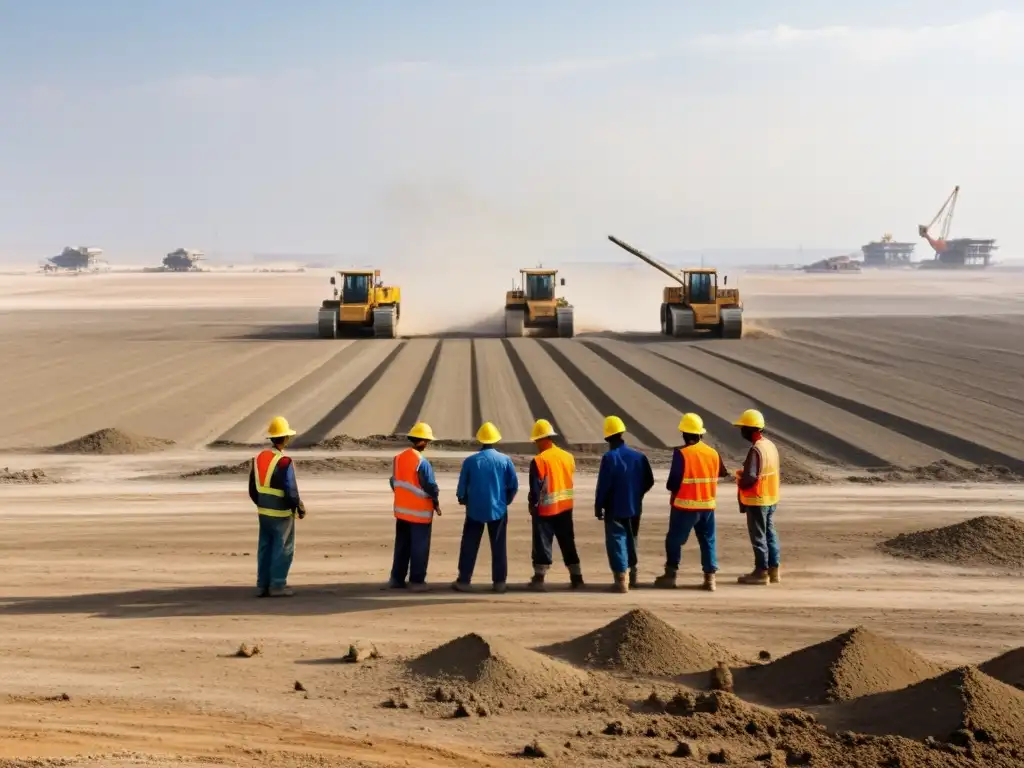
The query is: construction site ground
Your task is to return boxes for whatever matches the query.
[1,269,1024,766]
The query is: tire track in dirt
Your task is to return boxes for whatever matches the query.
[495,338,557,443]
[697,347,1024,473]
[297,342,407,446]
[399,340,462,436]
[332,340,438,439]
[539,340,667,448]
[469,340,483,429]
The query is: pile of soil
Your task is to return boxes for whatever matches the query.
[980,647,1024,691]
[851,460,1024,484]
[734,626,945,707]
[822,666,1024,745]
[0,467,55,485]
[879,515,1024,570]
[407,633,590,710]
[781,454,830,485]
[47,428,174,455]
[540,608,740,676]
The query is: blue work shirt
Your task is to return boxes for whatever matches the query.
[248,453,301,508]
[456,447,519,523]
[595,440,655,520]
[389,452,441,502]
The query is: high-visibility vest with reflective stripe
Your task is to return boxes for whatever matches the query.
[739,437,781,507]
[253,449,294,518]
[534,445,575,517]
[672,441,720,511]
[392,448,434,524]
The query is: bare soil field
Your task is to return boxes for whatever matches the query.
[1,270,1023,766]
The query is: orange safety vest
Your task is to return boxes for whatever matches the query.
[253,449,294,517]
[392,448,435,524]
[534,445,575,516]
[672,441,720,511]
[738,437,781,507]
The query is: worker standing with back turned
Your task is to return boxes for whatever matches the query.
[594,415,655,593]
[654,413,729,592]
[389,422,441,592]
[734,409,782,585]
[528,418,584,591]
[452,422,519,594]
[249,416,306,598]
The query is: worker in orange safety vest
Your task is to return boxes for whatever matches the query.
[389,421,441,592]
[527,418,584,591]
[248,416,306,598]
[733,409,782,585]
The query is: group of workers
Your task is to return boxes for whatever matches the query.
[248,409,781,597]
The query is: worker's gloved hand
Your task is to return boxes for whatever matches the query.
[296,501,306,520]
[594,508,604,521]
[433,500,442,517]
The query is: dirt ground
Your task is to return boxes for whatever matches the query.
[1,271,1023,766]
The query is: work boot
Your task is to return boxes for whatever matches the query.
[492,582,507,594]
[528,574,546,592]
[653,568,678,589]
[613,573,629,593]
[451,580,472,593]
[268,586,294,597]
[629,567,639,589]
[407,582,430,593]
[255,586,269,598]
[387,579,405,590]
[768,566,782,584]
[570,574,586,589]
[702,573,717,592]
[737,569,770,586]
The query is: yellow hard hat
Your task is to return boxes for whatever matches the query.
[267,416,297,439]
[530,418,557,441]
[678,412,706,435]
[476,422,502,444]
[603,415,626,438]
[407,422,435,441]
[734,409,765,430]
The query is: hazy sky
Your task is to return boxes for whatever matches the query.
[1,1,1020,262]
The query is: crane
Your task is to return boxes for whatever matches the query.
[918,185,959,254]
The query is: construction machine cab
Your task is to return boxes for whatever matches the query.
[319,268,401,339]
[523,271,565,302]
[503,268,574,338]
[332,272,371,304]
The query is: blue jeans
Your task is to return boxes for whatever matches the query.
[604,516,639,574]
[257,513,295,590]
[391,519,432,585]
[744,504,780,570]
[457,515,508,585]
[665,509,717,574]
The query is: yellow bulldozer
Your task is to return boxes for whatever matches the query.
[608,235,743,338]
[504,268,574,338]
[317,269,400,339]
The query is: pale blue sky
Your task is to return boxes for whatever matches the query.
[1,1,1020,263]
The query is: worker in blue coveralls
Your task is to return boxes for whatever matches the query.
[594,415,655,593]
[451,422,519,594]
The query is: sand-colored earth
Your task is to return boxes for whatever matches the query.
[1,270,1023,766]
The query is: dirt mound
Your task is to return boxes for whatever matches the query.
[980,648,1024,691]
[408,633,589,709]
[880,515,1024,570]
[540,609,740,676]
[47,428,174,455]
[0,467,56,484]
[823,666,1024,745]
[781,454,830,485]
[734,625,944,707]
[851,460,1024,484]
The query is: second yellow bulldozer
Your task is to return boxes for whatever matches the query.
[504,268,574,338]
[608,235,743,338]
[317,269,400,339]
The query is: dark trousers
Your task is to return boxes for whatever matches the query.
[390,519,433,585]
[457,515,508,585]
[257,513,295,590]
[531,509,580,570]
[744,504,780,570]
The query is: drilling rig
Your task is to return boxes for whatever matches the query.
[917,186,996,268]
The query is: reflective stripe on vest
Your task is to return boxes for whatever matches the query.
[393,448,434,524]
[672,442,720,511]
[535,446,575,517]
[253,449,294,518]
[739,437,781,507]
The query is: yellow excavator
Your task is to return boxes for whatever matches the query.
[317,269,400,339]
[608,235,743,338]
[504,268,574,338]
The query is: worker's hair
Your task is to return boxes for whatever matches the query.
[270,436,288,448]
[682,432,702,443]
